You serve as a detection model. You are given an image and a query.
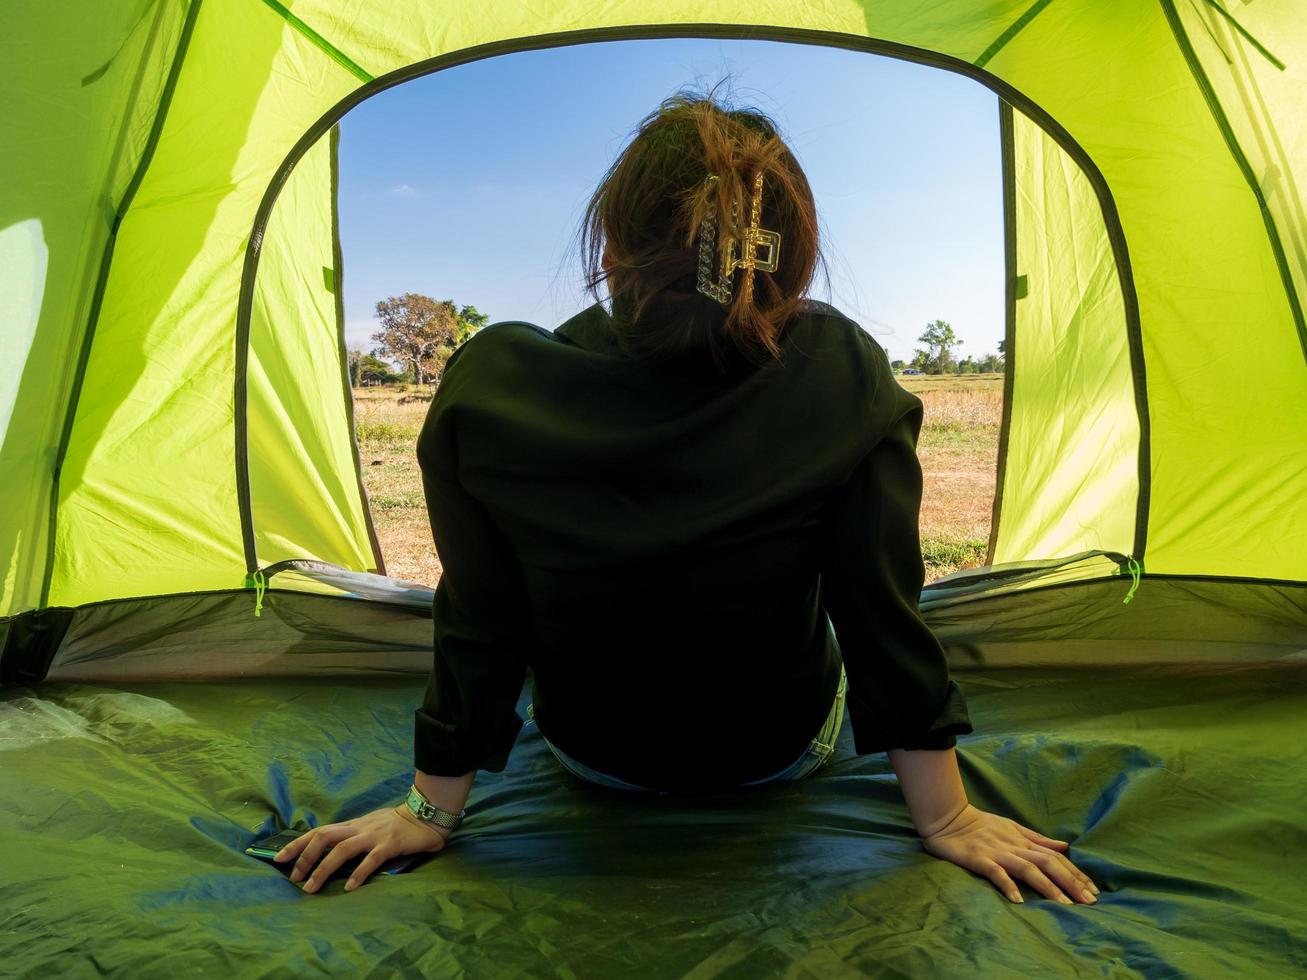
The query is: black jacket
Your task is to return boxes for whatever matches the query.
[413,293,973,794]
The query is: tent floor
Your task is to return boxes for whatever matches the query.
[2,660,1304,978]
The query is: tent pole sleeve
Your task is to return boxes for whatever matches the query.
[233,273,256,574]
[328,124,387,575]
[987,99,1018,565]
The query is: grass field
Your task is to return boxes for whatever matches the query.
[353,372,1002,586]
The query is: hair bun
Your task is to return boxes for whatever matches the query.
[577,83,823,369]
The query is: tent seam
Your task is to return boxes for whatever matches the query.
[10,570,1303,633]
[328,123,387,575]
[987,100,1018,564]
[922,570,1307,616]
[1197,0,1285,71]
[39,0,206,608]
[11,569,1306,630]
[973,0,1053,69]
[1159,0,1307,364]
[257,0,374,83]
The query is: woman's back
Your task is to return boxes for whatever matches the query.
[415,295,969,793]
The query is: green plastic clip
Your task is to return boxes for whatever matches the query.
[1122,557,1142,605]
[245,570,268,617]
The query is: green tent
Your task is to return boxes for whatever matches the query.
[2,2,1304,976]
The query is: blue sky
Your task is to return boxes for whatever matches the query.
[337,38,1002,364]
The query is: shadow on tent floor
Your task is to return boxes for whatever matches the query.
[1,661,1304,978]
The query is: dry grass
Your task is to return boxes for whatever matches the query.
[354,373,1002,587]
[903,376,1003,580]
[353,386,443,586]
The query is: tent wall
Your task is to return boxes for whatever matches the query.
[15,0,1307,619]
[0,1,194,617]
[1126,0,1307,581]
[47,0,359,609]
[248,126,382,575]
[1173,0,1307,347]
[989,104,1140,565]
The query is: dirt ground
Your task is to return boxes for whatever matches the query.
[353,372,1001,586]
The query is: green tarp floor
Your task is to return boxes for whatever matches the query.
[2,660,1304,977]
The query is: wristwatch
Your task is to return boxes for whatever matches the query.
[404,784,466,832]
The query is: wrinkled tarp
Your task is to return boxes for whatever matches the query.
[2,660,1304,977]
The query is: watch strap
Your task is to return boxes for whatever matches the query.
[405,784,466,831]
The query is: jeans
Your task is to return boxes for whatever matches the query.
[524,664,848,794]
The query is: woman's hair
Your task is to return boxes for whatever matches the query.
[578,82,825,366]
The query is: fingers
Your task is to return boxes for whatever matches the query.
[1012,822,1068,850]
[979,860,1024,903]
[274,830,314,863]
[300,837,368,894]
[288,826,353,886]
[276,822,352,865]
[344,848,394,892]
[1026,846,1099,900]
[997,853,1085,905]
[1008,822,1100,900]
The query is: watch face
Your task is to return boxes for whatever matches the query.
[407,788,460,826]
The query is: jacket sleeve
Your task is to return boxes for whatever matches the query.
[818,342,974,754]
[412,362,531,776]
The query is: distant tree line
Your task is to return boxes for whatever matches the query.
[351,304,1002,383]
[349,293,488,387]
[889,319,1005,375]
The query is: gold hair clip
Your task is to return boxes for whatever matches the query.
[696,176,733,304]
[696,172,782,306]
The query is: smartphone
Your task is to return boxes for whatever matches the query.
[246,829,425,879]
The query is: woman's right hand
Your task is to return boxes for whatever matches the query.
[920,802,1099,905]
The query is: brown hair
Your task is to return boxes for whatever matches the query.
[578,82,825,368]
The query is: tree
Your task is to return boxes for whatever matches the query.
[915,319,962,374]
[457,304,489,339]
[371,294,487,385]
[347,345,364,387]
[890,359,906,372]
[991,337,1007,373]
[348,347,398,386]
[418,304,489,382]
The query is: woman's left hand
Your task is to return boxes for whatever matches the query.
[274,805,450,893]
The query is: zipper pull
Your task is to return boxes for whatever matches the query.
[245,570,268,617]
[1122,556,1142,605]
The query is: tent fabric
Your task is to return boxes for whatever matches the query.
[0,1,193,615]
[3,574,1300,688]
[2,658,1305,977]
[1171,0,1307,355]
[44,0,361,609]
[3,2,1307,974]
[989,103,1140,565]
[2,0,1304,622]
